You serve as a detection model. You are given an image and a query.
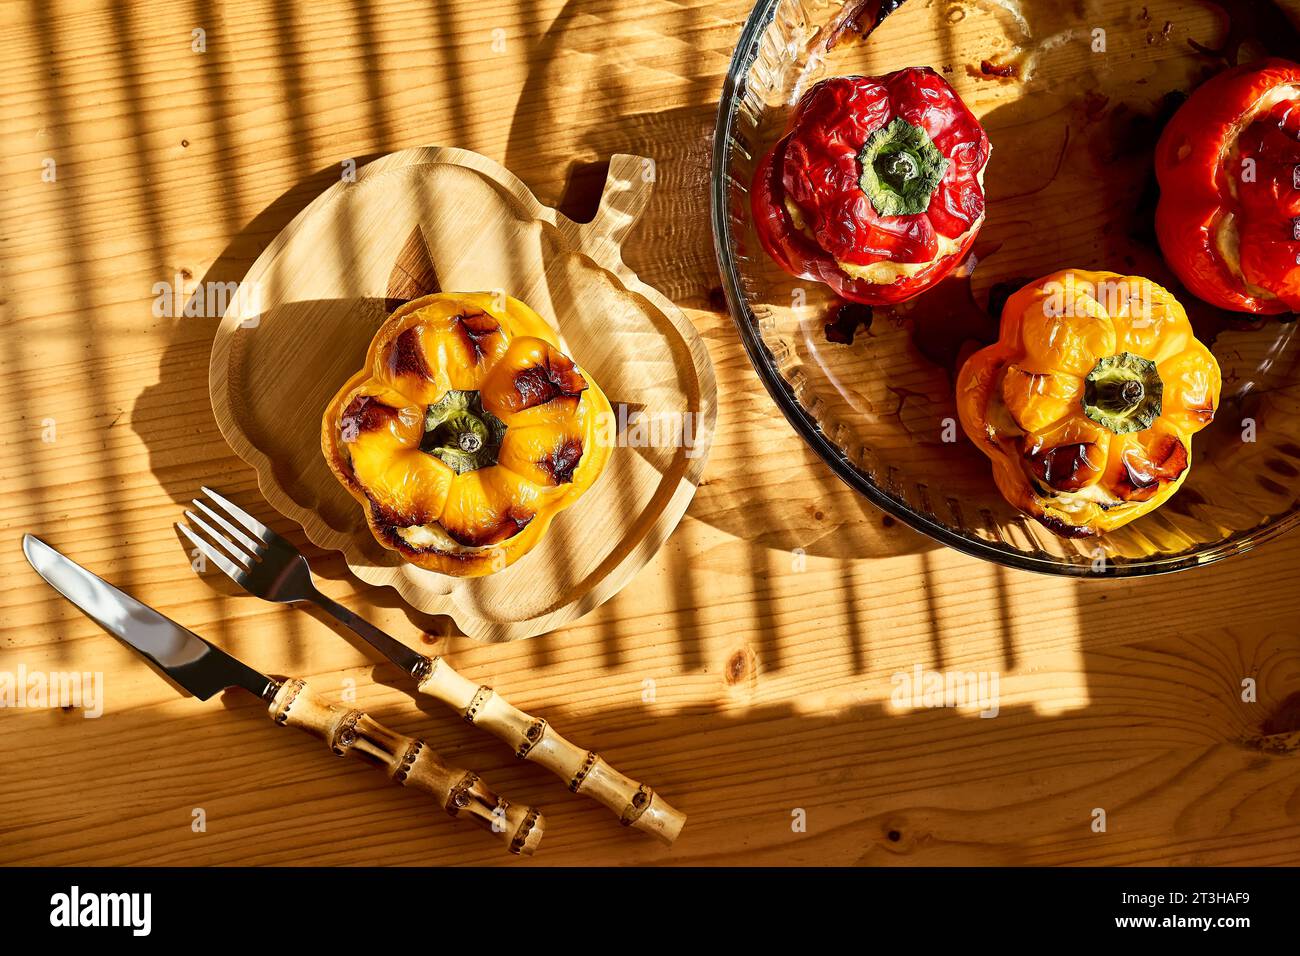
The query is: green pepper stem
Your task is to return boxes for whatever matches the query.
[1092,377,1145,414]
[857,117,949,218]
[1081,352,1164,435]
[422,390,506,474]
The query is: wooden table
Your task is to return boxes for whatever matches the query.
[2,0,1298,867]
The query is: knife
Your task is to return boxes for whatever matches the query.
[21,534,544,855]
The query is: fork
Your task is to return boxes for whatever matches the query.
[178,486,686,845]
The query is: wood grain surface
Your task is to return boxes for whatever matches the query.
[1,0,1298,867]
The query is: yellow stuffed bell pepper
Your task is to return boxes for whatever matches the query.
[322,292,612,576]
[956,270,1220,538]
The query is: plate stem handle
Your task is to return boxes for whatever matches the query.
[570,153,655,268]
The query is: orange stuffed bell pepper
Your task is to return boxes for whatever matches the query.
[1155,58,1300,314]
[322,292,612,577]
[956,270,1221,538]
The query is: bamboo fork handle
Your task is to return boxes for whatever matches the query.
[416,659,686,844]
[268,678,545,855]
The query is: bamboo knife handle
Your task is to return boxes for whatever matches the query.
[268,678,544,855]
[416,659,686,844]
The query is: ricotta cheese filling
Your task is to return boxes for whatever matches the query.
[395,522,489,554]
[783,159,986,284]
[1036,481,1121,515]
[785,196,977,281]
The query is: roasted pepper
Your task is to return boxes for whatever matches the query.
[752,68,990,305]
[322,292,612,577]
[956,270,1221,537]
[1155,58,1300,314]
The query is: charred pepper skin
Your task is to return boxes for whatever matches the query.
[1155,57,1300,315]
[751,68,990,305]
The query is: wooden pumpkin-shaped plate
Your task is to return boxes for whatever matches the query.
[210,147,716,641]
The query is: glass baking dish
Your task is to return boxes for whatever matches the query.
[711,0,1300,575]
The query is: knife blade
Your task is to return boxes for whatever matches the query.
[22,534,275,701]
[20,533,545,854]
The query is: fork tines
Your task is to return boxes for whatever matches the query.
[176,486,285,585]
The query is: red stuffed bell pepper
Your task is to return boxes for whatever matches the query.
[1155,58,1300,314]
[752,67,990,306]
